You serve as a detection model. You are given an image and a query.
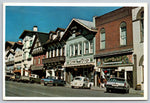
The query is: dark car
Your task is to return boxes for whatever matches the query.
[41,76,66,86]
[105,77,130,93]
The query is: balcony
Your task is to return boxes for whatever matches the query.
[6,61,14,66]
[42,56,65,64]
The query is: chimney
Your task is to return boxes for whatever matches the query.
[33,26,38,31]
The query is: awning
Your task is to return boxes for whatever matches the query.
[13,70,21,73]
[31,65,43,71]
[64,63,94,68]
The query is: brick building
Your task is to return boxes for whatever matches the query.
[94,7,134,87]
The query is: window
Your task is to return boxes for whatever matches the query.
[70,45,73,56]
[38,57,40,64]
[89,40,93,53]
[30,40,32,47]
[140,11,144,42]
[75,44,78,56]
[51,50,53,57]
[84,41,89,54]
[34,59,36,65]
[43,56,45,59]
[78,43,82,55]
[58,48,61,56]
[120,22,127,46]
[62,47,65,56]
[100,28,105,49]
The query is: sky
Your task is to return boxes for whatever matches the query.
[5,6,121,42]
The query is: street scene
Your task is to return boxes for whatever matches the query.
[6,81,143,97]
[4,4,146,99]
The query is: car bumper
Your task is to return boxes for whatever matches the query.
[106,86,128,90]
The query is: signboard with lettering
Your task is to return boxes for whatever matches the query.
[100,55,133,66]
[68,58,92,65]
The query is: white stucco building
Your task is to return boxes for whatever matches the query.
[132,7,144,90]
[19,26,37,76]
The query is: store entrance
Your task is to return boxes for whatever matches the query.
[103,67,117,80]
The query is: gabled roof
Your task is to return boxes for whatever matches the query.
[19,30,49,39]
[30,32,49,54]
[6,41,15,45]
[5,41,15,51]
[64,18,97,33]
[43,27,65,46]
[12,42,23,51]
[61,18,97,41]
[6,49,15,57]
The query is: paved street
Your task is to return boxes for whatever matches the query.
[5,81,143,97]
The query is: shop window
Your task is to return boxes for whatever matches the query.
[78,43,82,55]
[51,50,53,58]
[84,41,89,54]
[120,22,127,46]
[89,40,93,53]
[100,28,105,49]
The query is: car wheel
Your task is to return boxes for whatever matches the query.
[55,83,58,86]
[126,89,129,93]
[82,84,85,89]
[106,88,109,92]
[89,84,91,89]
[71,86,74,88]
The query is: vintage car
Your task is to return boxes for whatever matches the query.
[41,76,66,86]
[71,76,93,89]
[105,77,130,93]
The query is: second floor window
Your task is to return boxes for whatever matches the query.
[78,43,82,55]
[120,22,127,46]
[100,28,105,49]
[70,45,73,57]
[75,44,78,56]
[84,41,89,54]
[34,59,36,65]
[38,57,40,64]
[89,40,93,53]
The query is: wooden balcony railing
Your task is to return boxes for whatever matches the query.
[42,56,65,64]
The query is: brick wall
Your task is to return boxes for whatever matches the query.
[95,7,133,55]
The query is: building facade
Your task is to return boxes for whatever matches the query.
[94,7,134,87]
[42,28,66,79]
[12,41,23,76]
[19,26,37,77]
[6,50,15,75]
[30,32,49,78]
[62,18,97,83]
[5,41,15,75]
[132,7,144,90]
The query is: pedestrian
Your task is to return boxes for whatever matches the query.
[98,77,101,88]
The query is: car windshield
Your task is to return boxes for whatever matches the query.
[109,78,125,83]
[74,77,82,81]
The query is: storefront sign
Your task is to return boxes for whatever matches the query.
[69,58,91,64]
[101,55,132,65]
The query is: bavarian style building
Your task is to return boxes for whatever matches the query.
[42,28,66,79]
[62,18,97,83]
[30,32,49,78]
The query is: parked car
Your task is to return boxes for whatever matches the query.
[105,77,130,93]
[70,76,92,89]
[41,76,66,86]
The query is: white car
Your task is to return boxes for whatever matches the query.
[71,76,92,89]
